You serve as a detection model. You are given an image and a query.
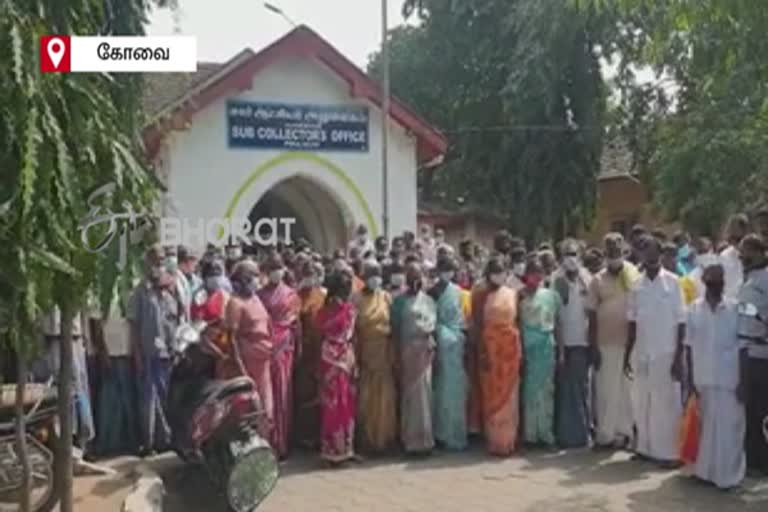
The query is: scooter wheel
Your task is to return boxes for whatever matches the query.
[225,440,279,512]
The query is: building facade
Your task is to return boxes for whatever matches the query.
[143,26,446,253]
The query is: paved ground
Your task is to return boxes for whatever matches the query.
[53,457,139,512]
[160,446,768,512]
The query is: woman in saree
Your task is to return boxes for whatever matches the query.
[315,270,358,465]
[519,256,562,448]
[474,257,521,456]
[293,261,327,449]
[429,257,468,451]
[354,260,397,454]
[258,254,301,459]
[224,260,275,440]
[391,262,437,455]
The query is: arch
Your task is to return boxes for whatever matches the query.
[249,175,351,252]
[223,152,378,237]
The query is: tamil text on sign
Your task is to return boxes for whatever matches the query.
[227,101,369,152]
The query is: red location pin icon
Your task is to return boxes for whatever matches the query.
[40,36,70,72]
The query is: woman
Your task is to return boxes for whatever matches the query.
[473,258,521,456]
[191,259,233,378]
[293,261,327,449]
[315,270,358,465]
[258,254,301,459]
[519,256,561,447]
[429,257,468,451]
[225,260,275,442]
[354,260,397,453]
[391,262,437,455]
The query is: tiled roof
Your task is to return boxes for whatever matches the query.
[142,61,225,117]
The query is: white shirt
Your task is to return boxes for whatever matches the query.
[720,245,743,300]
[559,277,590,347]
[627,269,686,360]
[347,237,375,259]
[685,297,743,390]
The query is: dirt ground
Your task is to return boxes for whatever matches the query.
[160,446,768,512]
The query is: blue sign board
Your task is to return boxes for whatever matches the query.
[227,100,369,152]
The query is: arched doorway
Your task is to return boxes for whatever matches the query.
[248,175,353,253]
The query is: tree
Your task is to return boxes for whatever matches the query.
[370,0,618,241]
[0,1,174,510]
[577,0,768,235]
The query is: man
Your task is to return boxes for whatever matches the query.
[624,236,686,468]
[348,224,375,260]
[689,237,718,300]
[374,236,390,265]
[738,234,768,475]
[128,245,179,456]
[419,225,437,267]
[673,231,696,275]
[539,249,558,288]
[685,264,747,489]
[628,224,647,266]
[553,239,593,448]
[583,247,604,275]
[662,242,697,305]
[178,245,202,294]
[165,246,191,322]
[434,228,452,255]
[493,230,512,265]
[587,233,638,449]
[456,239,478,290]
[721,213,750,299]
[403,230,416,252]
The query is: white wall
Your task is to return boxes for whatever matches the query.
[164,56,418,252]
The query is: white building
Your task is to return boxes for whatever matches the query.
[143,25,447,253]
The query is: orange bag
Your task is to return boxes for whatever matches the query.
[679,394,700,464]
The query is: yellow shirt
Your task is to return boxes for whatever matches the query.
[679,275,697,305]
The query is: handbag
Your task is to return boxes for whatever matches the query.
[679,394,700,464]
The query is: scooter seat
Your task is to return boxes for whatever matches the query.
[200,377,254,403]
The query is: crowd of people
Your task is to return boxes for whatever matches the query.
[22,212,768,491]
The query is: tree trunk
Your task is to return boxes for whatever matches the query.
[14,351,31,512]
[55,308,74,512]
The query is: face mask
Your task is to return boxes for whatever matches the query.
[299,277,315,289]
[248,277,260,294]
[268,269,284,284]
[366,276,383,290]
[390,273,406,287]
[678,244,691,260]
[489,273,506,286]
[563,256,579,272]
[205,276,223,291]
[226,248,242,259]
[165,256,178,273]
[439,271,454,282]
[512,263,526,276]
[317,273,325,286]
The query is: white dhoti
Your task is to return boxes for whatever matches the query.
[594,344,634,445]
[632,352,683,461]
[695,387,746,489]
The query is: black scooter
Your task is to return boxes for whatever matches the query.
[167,322,278,512]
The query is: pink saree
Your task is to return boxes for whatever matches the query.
[316,300,357,463]
[258,282,301,458]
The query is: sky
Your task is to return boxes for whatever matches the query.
[148,0,409,67]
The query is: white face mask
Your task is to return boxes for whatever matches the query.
[563,256,579,272]
[299,277,315,289]
[439,271,454,282]
[366,276,383,290]
[512,263,526,276]
[390,273,406,287]
[268,269,284,284]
